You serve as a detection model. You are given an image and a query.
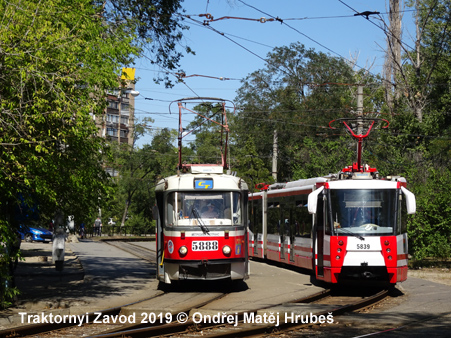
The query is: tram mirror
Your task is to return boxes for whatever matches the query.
[308,186,324,214]
[401,187,416,214]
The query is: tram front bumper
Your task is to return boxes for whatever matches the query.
[164,259,246,281]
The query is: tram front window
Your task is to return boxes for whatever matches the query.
[166,192,242,227]
[329,189,397,236]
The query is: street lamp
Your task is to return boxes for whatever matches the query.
[124,89,140,97]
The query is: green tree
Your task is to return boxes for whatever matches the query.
[397,0,451,260]
[150,128,179,180]
[233,42,379,181]
[102,0,191,87]
[185,102,229,166]
[0,0,122,307]
[407,167,451,260]
[230,137,272,192]
[0,0,191,306]
[106,126,179,230]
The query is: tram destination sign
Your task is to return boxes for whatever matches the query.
[194,178,214,189]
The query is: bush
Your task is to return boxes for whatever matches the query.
[0,222,20,309]
[125,214,155,236]
[408,167,451,260]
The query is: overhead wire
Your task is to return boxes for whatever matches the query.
[136,3,449,149]
[237,0,350,59]
[184,1,422,93]
[337,0,416,51]
[236,0,386,83]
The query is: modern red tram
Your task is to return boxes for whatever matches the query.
[154,98,249,284]
[248,118,416,285]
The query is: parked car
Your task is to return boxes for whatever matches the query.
[18,224,53,243]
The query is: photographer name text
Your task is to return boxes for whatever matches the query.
[19,311,334,327]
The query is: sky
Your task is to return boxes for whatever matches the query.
[132,0,416,147]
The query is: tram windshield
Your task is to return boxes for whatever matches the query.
[166,192,242,227]
[329,189,397,236]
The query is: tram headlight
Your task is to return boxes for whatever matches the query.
[179,246,188,256]
[336,255,341,260]
[388,255,392,260]
[386,248,391,253]
[222,245,231,255]
[337,248,342,253]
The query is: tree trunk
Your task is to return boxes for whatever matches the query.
[121,201,129,227]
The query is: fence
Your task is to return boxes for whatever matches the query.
[84,224,155,237]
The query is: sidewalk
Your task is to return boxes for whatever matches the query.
[0,235,157,329]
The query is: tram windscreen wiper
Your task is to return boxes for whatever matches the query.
[191,207,210,234]
[338,227,365,241]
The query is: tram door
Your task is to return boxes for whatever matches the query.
[289,208,296,263]
[153,193,165,281]
[251,202,262,256]
[279,205,285,260]
[314,193,325,277]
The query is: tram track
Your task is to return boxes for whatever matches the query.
[0,241,228,338]
[0,241,392,338]
[73,288,390,338]
[0,290,230,338]
[0,283,327,338]
[0,292,165,338]
[104,241,156,264]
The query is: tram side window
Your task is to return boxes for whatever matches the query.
[324,194,332,235]
[250,201,263,234]
[232,192,241,224]
[166,193,175,227]
[316,194,324,232]
[281,205,289,235]
[282,205,298,239]
[294,202,312,237]
[267,203,280,235]
[397,194,408,234]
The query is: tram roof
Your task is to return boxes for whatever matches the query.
[327,179,403,189]
[156,172,248,192]
[249,175,406,197]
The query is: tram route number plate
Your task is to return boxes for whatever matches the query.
[192,241,218,251]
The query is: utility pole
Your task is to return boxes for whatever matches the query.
[384,0,402,112]
[272,130,278,182]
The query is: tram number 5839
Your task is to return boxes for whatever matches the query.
[192,240,218,251]
[356,244,370,250]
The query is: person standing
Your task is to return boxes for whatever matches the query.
[79,223,85,239]
[94,217,102,236]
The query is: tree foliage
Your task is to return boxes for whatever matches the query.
[105,127,178,230]
[0,0,187,306]
[228,10,451,261]
[231,42,380,185]
[101,0,191,86]
[184,102,230,165]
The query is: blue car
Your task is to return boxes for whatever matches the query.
[18,225,53,243]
